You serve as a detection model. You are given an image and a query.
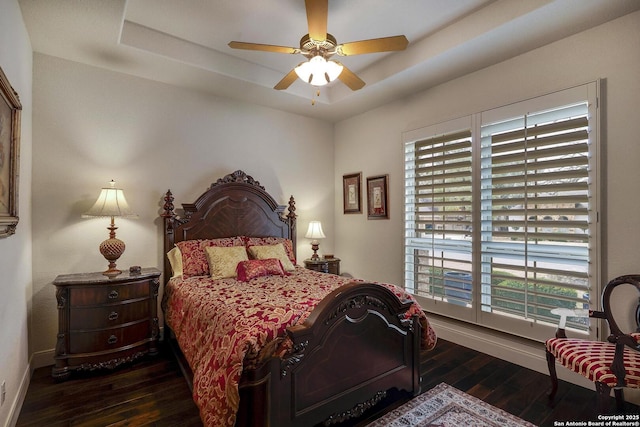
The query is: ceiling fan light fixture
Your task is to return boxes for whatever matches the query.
[295,56,343,87]
[229,1,407,92]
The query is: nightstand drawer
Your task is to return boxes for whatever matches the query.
[304,259,329,273]
[69,299,151,330]
[69,280,150,306]
[325,258,340,275]
[69,321,151,354]
[304,257,340,275]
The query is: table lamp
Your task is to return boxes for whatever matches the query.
[83,180,138,277]
[305,221,326,260]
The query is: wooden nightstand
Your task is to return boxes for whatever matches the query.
[304,258,329,273]
[52,267,161,380]
[304,257,340,275]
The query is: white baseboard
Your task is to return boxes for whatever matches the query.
[4,353,38,427]
[429,316,594,389]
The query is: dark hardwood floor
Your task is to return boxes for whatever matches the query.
[16,339,639,426]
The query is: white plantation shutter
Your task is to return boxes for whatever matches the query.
[479,102,593,339]
[404,82,599,341]
[405,129,473,306]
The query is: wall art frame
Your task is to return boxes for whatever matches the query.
[342,172,362,214]
[0,66,22,237]
[367,174,389,219]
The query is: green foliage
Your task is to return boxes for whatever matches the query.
[426,267,444,295]
[492,278,577,319]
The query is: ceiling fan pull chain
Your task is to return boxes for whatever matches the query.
[310,88,321,106]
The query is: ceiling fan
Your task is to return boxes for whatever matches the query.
[228,0,409,91]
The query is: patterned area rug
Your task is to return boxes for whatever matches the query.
[367,383,536,427]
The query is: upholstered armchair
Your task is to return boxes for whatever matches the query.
[545,274,640,413]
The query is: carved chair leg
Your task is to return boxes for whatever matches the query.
[546,348,559,405]
[595,381,611,414]
[614,387,625,413]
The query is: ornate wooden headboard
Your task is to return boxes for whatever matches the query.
[161,170,297,282]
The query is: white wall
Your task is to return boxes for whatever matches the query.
[334,10,640,382]
[0,1,32,426]
[30,54,335,360]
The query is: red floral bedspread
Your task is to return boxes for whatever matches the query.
[164,267,437,427]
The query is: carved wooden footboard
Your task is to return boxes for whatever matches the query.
[263,282,421,427]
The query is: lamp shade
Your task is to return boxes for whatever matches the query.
[83,180,138,218]
[295,56,343,87]
[305,221,326,240]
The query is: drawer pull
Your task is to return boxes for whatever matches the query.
[108,311,119,321]
[108,290,119,299]
[107,335,118,345]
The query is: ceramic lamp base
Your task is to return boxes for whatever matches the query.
[99,237,125,277]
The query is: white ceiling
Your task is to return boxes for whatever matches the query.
[19,0,640,122]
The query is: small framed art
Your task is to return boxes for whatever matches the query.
[342,172,362,214]
[0,66,21,238]
[366,174,389,219]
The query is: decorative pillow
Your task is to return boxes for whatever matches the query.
[166,246,183,278]
[204,245,249,279]
[236,258,288,282]
[176,237,244,278]
[247,243,295,271]
[243,236,296,264]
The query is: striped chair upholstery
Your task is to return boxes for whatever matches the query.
[545,275,640,414]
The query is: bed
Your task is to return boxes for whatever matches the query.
[160,170,437,427]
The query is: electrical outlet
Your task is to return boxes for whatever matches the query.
[1,380,5,406]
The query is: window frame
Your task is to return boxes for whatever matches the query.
[403,82,601,342]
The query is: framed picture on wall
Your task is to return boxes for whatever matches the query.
[367,174,389,219]
[342,172,362,214]
[0,66,22,238]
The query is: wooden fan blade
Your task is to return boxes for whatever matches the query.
[274,69,299,90]
[338,35,409,56]
[228,41,298,54]
[336,64,365,91]
[305,0,327,42]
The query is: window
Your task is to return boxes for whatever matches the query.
[404,83,599,342]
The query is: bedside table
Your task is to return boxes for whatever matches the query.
[304,258,329,273]
[304,257,340,275]
[52,267,161,380]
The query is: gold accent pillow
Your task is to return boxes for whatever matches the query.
[243,237,296,264]
[167,246,183,278]
[205,245,249,279]
[247,243,295,271]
